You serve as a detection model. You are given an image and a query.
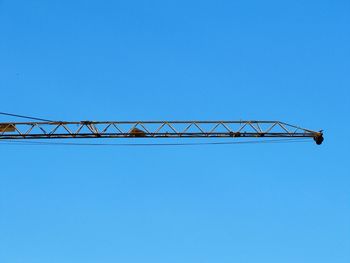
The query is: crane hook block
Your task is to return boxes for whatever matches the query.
[313,133,324,145]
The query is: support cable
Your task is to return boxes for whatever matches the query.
[0,111,55,122]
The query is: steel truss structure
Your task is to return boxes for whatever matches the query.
[0,120,324,144]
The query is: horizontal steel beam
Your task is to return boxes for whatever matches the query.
[0,120,324,144]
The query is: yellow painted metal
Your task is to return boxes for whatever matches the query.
[0,124,16,132]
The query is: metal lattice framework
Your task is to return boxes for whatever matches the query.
[0,120,324,144]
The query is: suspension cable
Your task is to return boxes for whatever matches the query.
[0,111,55,122]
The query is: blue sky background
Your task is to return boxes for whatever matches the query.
[0,1,349,262]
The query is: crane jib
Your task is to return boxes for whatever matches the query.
[0,120,324,145]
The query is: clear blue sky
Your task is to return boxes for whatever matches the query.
[0,1,349,262]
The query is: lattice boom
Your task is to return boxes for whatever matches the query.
[0,120,324,144]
